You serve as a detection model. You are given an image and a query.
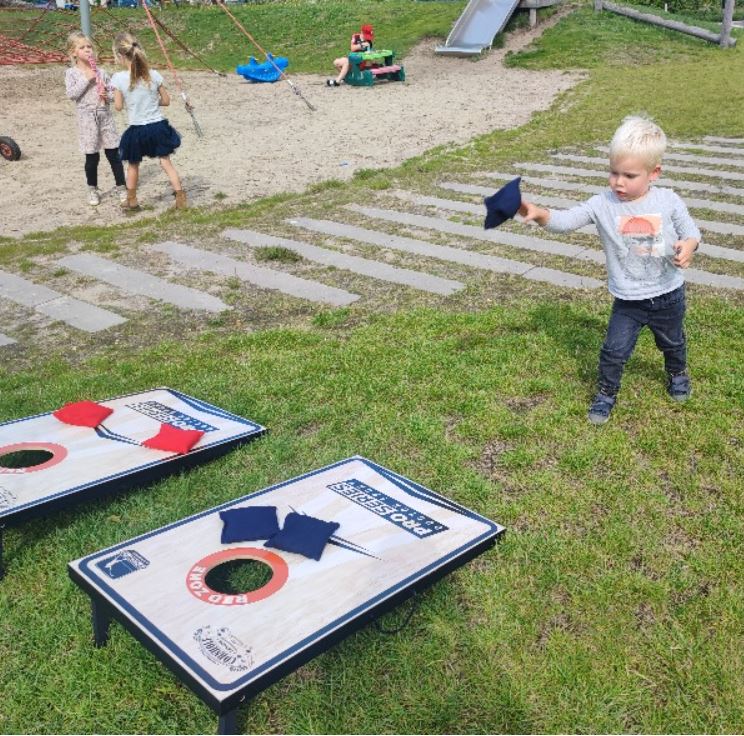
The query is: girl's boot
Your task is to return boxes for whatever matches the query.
[121,188,139,211]
[173,190,188,209]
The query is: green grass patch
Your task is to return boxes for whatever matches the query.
[254,245,304,263]
[1,302,743,733]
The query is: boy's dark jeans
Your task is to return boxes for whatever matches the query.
[598,284,687,396]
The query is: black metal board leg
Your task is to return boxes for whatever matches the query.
[217,708,238,735]
[91,598,112,647]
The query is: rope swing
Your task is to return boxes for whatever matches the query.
[215,0,316,112]
[139,0,204,137]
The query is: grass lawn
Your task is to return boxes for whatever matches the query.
[1,1,743,733]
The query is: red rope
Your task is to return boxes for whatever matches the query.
[0,33,67,65]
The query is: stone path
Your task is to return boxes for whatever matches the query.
[0,268,126,332]
[558,151,744,177]
[704,136,744,145]
[670,141,744,156]
[220,229,464,296]
[58,254,230,313]
[439,181,744,237]
[396,191,744,264]
[486,171,744,217]
[288,216,604,289]
[347,199,743,291]
[2,138,743,351]
[151,241,360,306]
[514,161,744,196]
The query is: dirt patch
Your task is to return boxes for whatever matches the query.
[0,15,582,238]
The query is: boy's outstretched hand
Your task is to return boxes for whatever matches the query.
[519,199,550,227]
[673,238,699,268]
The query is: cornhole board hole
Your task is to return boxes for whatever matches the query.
[0,388,265,577]
[69,456,504,734]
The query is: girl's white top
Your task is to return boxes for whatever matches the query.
[111,68,165,126]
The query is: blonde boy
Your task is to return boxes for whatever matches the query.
[520,115,700,424]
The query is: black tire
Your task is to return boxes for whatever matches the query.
[0,137,21,161]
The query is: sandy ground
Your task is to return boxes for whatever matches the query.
[0,18,582,238]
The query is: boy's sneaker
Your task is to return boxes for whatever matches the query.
[88,188,100,206]
[117,185,128,204]
[326,79,340,87]
[668,372,691,402]
[588,392,616,425]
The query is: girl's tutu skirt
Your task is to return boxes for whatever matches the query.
[119,119,181,163]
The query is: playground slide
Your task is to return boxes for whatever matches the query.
[435,0,522,56]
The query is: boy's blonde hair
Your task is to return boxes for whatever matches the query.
[112,32,151,90]
[609,115,667,171]
[66,31,92,63]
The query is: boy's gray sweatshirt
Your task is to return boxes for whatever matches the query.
[546,187,700,300]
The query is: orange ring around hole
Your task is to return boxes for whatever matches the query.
[0,442,68,474]
[186,547,289,606]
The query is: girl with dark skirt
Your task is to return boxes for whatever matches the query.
[111,32,187,211]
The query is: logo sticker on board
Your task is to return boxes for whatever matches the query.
[97,550,150,579]
[327,478,448,538]
[126,400,218,433]
[194,625,253,672]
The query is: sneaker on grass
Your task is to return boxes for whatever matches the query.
[88,188,100,206]
[588,392,616,425]
[668,373,692,402]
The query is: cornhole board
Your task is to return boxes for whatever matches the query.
[0,388,265,576]
[69,456,504,734]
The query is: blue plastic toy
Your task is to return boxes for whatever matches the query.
[236,53,289,83]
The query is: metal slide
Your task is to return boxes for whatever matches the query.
[435,0,522,56]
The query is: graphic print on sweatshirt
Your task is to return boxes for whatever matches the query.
[617,214,673,285]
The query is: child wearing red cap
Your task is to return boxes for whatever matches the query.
[327,25,374,87]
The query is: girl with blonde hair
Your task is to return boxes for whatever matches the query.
[65,31,126,206]
[111,32,186,210]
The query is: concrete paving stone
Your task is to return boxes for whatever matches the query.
[151,241,359,307]
[404,191,744,263]
[704,136,744,145]
[58,253,229,313]
[346,204,605,265]
[0,333,17,347]
[291,217,603,290]
[0,268,64,308]
[670,141,744,156]
[516,161,744,197]
[221,229,464,296]
[485,171,744,217]
[685,269,744,290]
[0,268,126,332]
[595,146,744,169]
[37,296,127,332]
[556,151,744,177]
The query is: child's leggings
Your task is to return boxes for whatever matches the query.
[85,148,125,188]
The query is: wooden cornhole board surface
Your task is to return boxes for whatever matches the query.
[69,456,504,720]
[0,388,266,527]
